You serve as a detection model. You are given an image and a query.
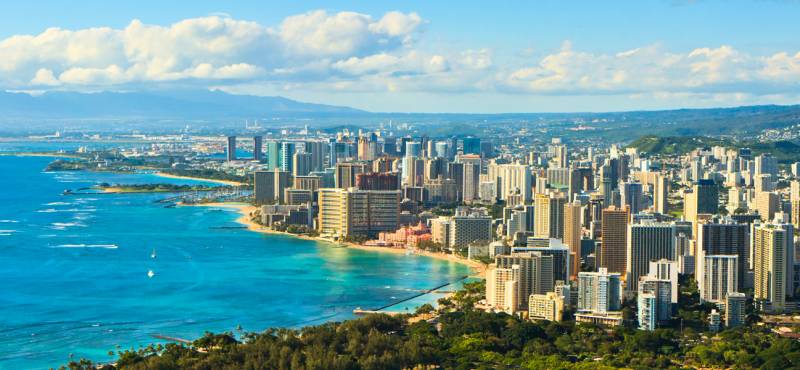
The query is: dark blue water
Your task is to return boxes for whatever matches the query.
[0,152,469,369]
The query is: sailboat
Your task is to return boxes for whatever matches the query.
[150,248,157,259]
[147,270,155,278]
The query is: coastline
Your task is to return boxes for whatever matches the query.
[185,202,486,276]
[154,172,245,186]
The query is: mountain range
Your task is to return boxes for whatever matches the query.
[0,90,364,120]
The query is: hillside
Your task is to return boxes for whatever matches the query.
[628,135,800,163]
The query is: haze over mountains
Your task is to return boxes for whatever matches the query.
[0,90,365,120]
[1,89,799,141]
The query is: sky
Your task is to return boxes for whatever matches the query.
[1,0,800,113]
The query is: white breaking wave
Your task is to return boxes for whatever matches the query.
[49,222,87,230]
[44,202,71,206]
[0,230,16,233]
[0,220,19,223]
[50,244,118,249]
[37,208,96,213]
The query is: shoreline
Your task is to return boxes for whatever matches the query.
[154,172,245,186]
[185,202,486,276]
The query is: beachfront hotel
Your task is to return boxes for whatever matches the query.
[318,187,401,239]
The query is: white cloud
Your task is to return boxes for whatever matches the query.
[1,10,799,108]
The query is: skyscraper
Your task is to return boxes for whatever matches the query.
[253,136,263,161]
[495,252,555,310]
[292,152,313,177]
[226,135,236,161]
[753,222,793,312]
[620,181,643,215]
[684,179,719,222]
[625,222,675,291]
[599,206,629,275]
[318,188,401,239]
[280,142,296,172]
[462,137,481,155]
[563,201,583,280]
[577,268,622,313]
[725,292,747,328]
[653,173,669,214]
[486,266,520,314]
[533,192,566,239]
[696,218,748,289]
[697,254,738,304]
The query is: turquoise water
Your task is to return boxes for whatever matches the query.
[0,152,470,369]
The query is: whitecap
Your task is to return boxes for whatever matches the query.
[50,244,118,249]
[44,202,71,206]
[0,220,19,223]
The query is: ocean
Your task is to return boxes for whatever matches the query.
[0,145,470,369]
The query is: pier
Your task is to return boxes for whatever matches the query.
[353,275,469,315]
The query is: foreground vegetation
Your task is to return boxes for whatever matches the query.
[60,281,800,370]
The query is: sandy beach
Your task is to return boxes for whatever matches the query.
[185,202,486,276]
[155,172,245,186]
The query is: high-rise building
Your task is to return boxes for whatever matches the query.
[254,170,275,205]
[697,254,738,304]
[226,136,236,161]
[279,142,296,172]
[653,174,669,214]
[626,222,675,291]
[563,201,583,280]
[317,188,401,239]
[292,152,313,177]
[462,137,481,155]
[254,169,291,205]
[450,210,493,248]
[335,162,369,189]
[696,218,748,289]
[620,181,644,215]
[487,163,532,203]
[647,259,679,304]
[534,192,567,239]
[495,252,555,309]
[434,141,448,158]
[253,136,263,161]
[304,141,328,171]
[599,206,630,275]
[637,277,672,331]
[725,292,747,328]
[266,141,280,170]
[684,179,719,222]
[462,162,481,203]
[528,292,565,322]
[356,172,399,191]
[577,268,622,313]
[486,266,519,314]
[754,191,780,221]
[753,222,793,312]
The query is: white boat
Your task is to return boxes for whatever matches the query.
[150,248,157,259]
[147,270,155,278]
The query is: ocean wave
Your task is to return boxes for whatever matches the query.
[37,208,96,213]
[0,230,16,233]
[50,244,118,249]
[49,222,87,230]
[0,220,19,223]
[44,202,71,206]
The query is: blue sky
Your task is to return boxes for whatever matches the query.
[1,1,799,112]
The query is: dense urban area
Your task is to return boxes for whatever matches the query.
[11,115,800,370]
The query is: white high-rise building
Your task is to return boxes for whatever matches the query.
[577,268,622,313]
[697,253,739,304]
